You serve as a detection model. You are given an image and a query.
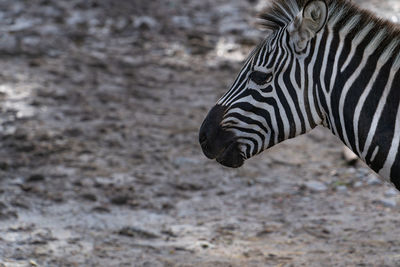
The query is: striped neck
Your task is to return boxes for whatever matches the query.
[314,2,400,182]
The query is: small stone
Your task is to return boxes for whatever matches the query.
[358,168,371,176]
[118,227,159,239]
[11,200,29,209]
[0,161,9,170]
[64,127,82,137]
[33,246,48,256]
[8,18,35,32]
[9,223,34,232]
[14,128,29,141]
[304,181,328,192]
[174,182,203,191]
[0,210,18,220]
[110,195,129,205]
[48,193,63,203]
[243,249,264,258]
[81,193,97,202]
[22,36,41,47]
[29,260,39,266]
[336,185,348,193]
[133,16,158,30]
[384,188,399,197]
[355,173,365,180]
[353,181,364,188]
[92,206,110,213]
[38,24,59,36]
[367,175,383,186]
[197,241,214,249]
[27,174,45,182]
[66,12,86,27]
[0,33,18,54]
[20,184,34,192]
[173,157,199,167]
[172,16,192,29]
[374,198,397,208]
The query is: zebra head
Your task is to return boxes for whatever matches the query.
[199,0,328,167]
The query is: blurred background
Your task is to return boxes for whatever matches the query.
[0,0,400,266]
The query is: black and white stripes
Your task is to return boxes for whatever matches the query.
[200,0,400,188]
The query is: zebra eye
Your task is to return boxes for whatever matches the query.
[249,71,272,85]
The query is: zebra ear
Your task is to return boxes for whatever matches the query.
[288,0,328,52]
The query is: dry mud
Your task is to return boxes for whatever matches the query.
[0,0,400,266]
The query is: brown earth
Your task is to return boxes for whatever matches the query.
[0,0,400,266]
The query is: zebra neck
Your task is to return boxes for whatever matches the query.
[315,10,400,185]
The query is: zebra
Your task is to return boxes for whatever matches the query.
[199,0,400,190]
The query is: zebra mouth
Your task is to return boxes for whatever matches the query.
[215,141,244,168]
[198,104,244,168]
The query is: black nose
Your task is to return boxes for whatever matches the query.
[199,130,207,146]
[199,104,244,168]
[199,105,233,159]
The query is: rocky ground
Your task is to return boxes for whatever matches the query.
[0,0,400,266]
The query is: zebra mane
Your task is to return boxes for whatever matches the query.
[259,0,400,34]
[259,0,305,31]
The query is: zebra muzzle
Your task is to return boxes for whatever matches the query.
[215,141,244,168]
[199,104,244,168]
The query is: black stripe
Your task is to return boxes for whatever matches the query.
[230,101,278,147]
[313,29,329,93]
[227,112,270,143]
[221,43,264,104]
[259,43,268,66]
[222,63,252,105]
[365,65,400,168]
[305,36,320,126]
[330,27,376,142]
[341,47,383,153]
[337,21,362,69]
[229,125,265,152]
[282,52,306,136]
[357,54,395,157]
[273,35,296,139]
[324,30,340,91]
[295,58,301,89]
[244,143,252,158]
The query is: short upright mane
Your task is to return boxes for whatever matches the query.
[260,0,355,31]
[259,0,305,31]
[259,0,400,35]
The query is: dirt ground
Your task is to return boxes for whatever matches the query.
[1,0,400,266]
